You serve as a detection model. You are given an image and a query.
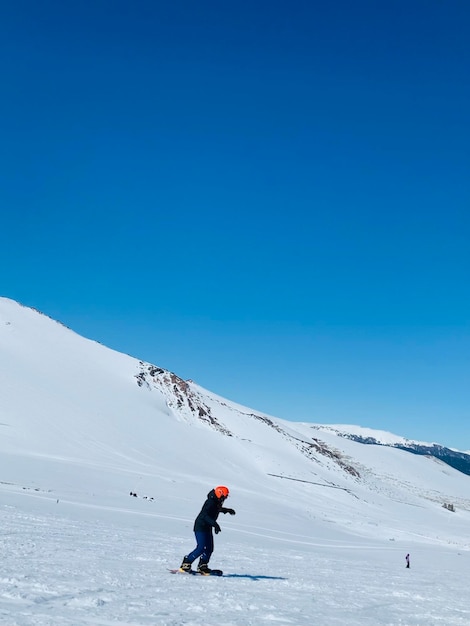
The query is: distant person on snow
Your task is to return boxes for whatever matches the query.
[405,553,410,568]
[179,485,236,575]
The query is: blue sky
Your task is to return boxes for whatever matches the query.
[1,1,469,448]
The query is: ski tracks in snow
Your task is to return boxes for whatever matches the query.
[2,504,470,626]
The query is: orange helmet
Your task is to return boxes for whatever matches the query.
[214,485,229,499]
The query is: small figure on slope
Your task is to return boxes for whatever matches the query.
[179,485,236,575]
[405,553,410,568]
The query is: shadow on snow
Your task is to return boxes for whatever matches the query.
[223,574,287,581]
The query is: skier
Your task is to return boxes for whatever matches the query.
[405,553,410,568]
[179,485,236,575]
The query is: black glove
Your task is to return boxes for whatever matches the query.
[225,508,236,515]
[214,522,221,534]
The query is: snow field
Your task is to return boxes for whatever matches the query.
[1,495,470,626]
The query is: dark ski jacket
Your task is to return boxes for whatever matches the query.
[193,489,232,532]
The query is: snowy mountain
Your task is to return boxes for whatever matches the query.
[1,297,470,626]
[313,424,470,477]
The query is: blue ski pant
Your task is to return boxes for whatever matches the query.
[185,530,214,564]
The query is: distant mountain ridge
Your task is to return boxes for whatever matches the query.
[312,425,470,477]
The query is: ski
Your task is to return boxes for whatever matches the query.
[168,568,223,576]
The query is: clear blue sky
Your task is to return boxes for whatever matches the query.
[1,1,469,449]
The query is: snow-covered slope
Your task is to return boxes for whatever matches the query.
[311,423,425,446]
[312,423,470,477]
[2,297,470,626]
[1,296,469,544]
